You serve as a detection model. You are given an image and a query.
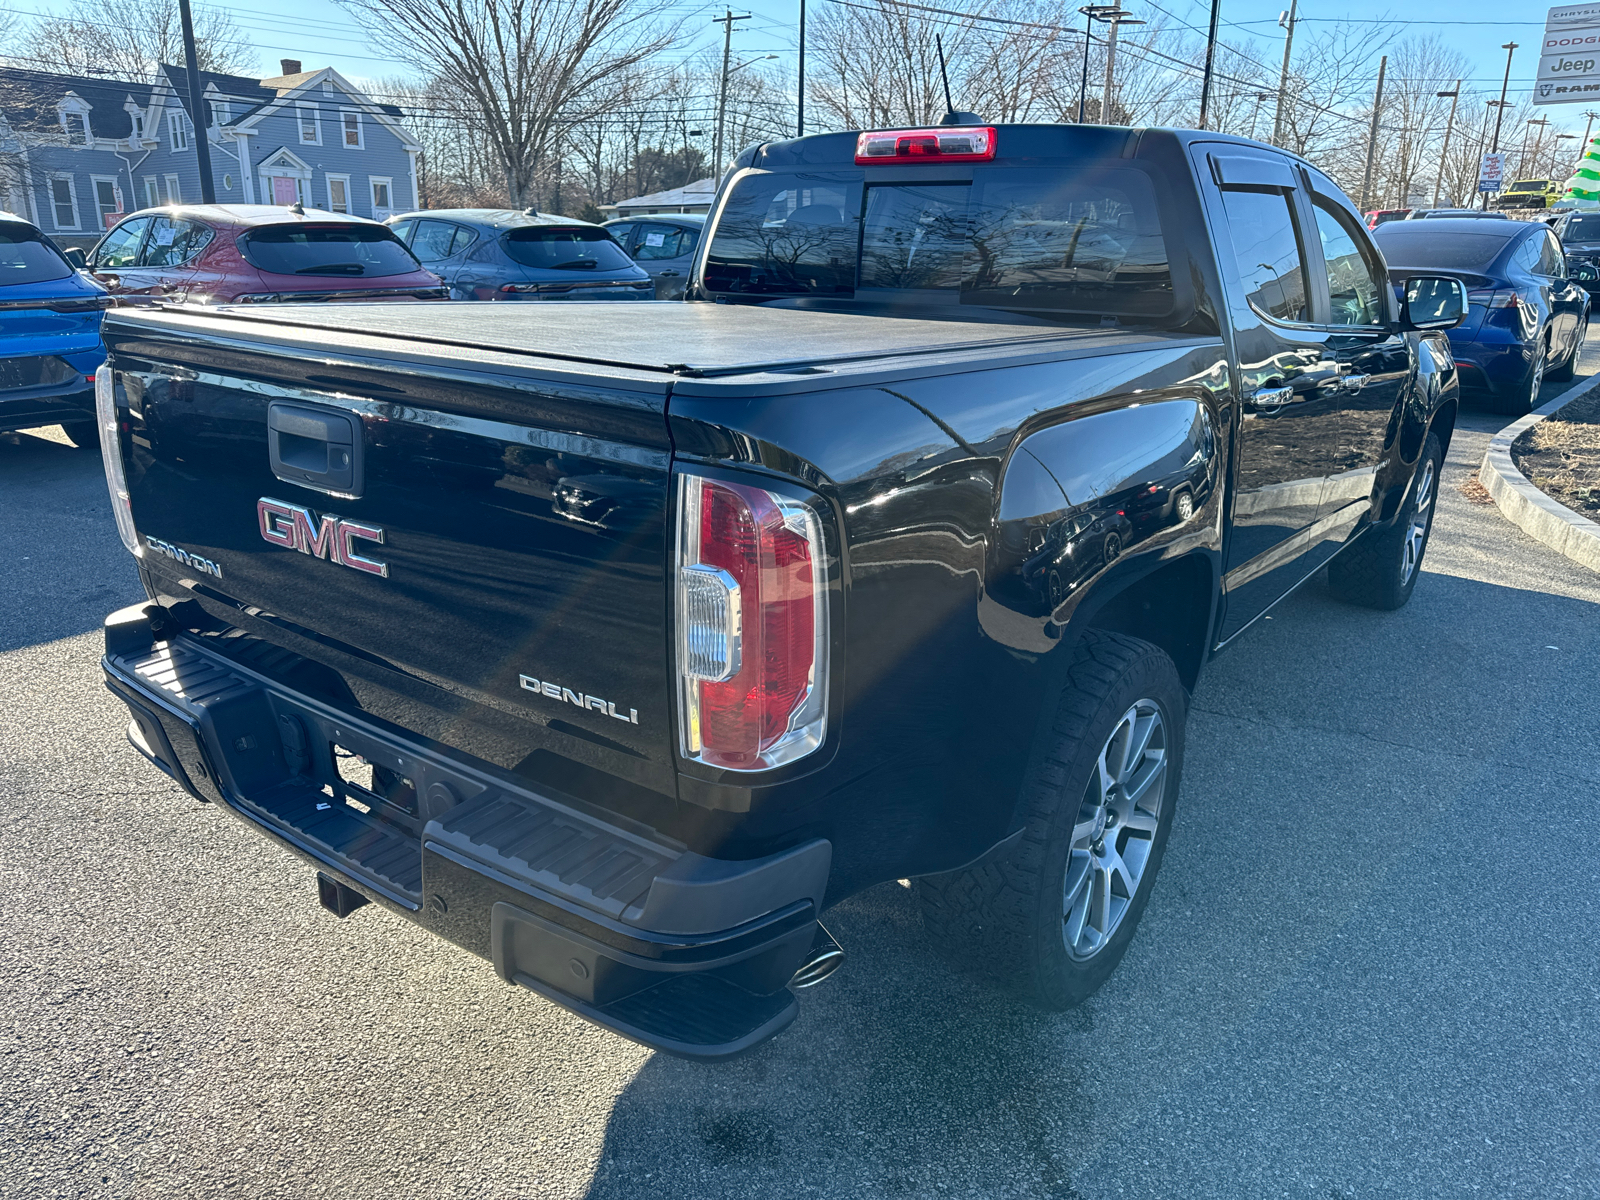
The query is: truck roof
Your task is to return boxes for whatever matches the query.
[130,301,1121,378]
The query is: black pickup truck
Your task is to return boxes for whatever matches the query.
[95,124,1468,1060]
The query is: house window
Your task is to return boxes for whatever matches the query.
[297,103,320,145]
[50,177,79,229]
[223,174,234,190]
[213,100,230,126]
[92,178,121,227]
[327,175,349,213]
[130,111,144,140]
[143,177,160,208]
[370,177,391,212]
[62,112,90,145]
[341,111,362,149]
[169,111,188,150]
[164,174,182,204]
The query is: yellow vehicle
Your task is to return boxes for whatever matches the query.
[1495,178,1562,209]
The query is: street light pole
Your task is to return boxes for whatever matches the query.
[1271,0,1297,147]
[797,0,806,138]
[1485,41,1517,210]
[178,0,215,205]
[1525,117,1551,179]
[1552,133,1578,178]
[1248,92,1273,142]
[1359,54,1387,213]
[1077,6,1124,123]
[1197,0,1223,130]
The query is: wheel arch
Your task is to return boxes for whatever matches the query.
[1072,551,1217,694]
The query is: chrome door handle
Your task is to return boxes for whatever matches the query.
[1341,373,1369,391]
[657,270,681,277]
[1246,385,1293,413]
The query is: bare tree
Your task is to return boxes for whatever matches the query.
[21,0,252,80]
[341,0,677,207]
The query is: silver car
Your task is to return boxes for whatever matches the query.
[602,214,706,300]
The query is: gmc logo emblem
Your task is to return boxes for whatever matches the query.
[257,498,389,578]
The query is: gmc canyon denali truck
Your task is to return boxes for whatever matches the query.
[96,125,1468,1060]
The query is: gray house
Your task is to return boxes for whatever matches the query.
[0,60,423,249]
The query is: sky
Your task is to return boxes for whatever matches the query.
[3,0,1590,136]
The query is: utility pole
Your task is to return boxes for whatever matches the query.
[1271,0,1296,147]
[1102,0,1122,124]
[713,10,751,173]
[1583,110,1600,155]
[1359,54,1386,213]
[1433,82,1460,208]
[178,0,215,204]
[1197,0,1223,130]
[1485,41,1517,209]
[797,0,806,137]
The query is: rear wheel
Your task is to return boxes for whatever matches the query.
[1327,431,1442,610]
[1487,339,1547,416]
[916,631,1185,1009]
[59,420,99,451]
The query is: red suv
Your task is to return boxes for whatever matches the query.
[87,205,445,305]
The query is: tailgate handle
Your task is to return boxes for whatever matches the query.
[267,401,363,497]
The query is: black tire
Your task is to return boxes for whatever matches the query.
[1548,314,1586,383]
[59,420,99,451]
[1327,430,1442,611]
[916,630,1185,1010]
[1485,338,1547,416]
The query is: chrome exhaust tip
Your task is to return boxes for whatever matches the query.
[790,924,845,989]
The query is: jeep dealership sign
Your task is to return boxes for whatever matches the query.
[1538,4,1600,103]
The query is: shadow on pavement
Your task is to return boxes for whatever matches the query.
[581,568,1600,1200]
[0,429,143,654]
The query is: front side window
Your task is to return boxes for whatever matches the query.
[50,177,78,229]
[237,223,421,278]
[168,112,188,151]
[93,217,152,269]
[1216,188,1308,323]
[1311,200,1384,326]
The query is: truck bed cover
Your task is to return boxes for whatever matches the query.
[122,301,1145,378]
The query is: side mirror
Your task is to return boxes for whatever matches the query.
[63,247,87,270]
[1571,261,1599,284]
[1400,276,1467,331]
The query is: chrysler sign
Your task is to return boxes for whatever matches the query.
[1537,4,1600,103]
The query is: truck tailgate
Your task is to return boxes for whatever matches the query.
[105,307,678,801]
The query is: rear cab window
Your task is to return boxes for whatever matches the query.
[0,223,74,285]
[702,163,1178,322]
[238,224,422,278]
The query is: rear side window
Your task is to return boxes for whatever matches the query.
[1215,189,1308,323]
[634,224,696,261]
[502,226,633,271]
[411,219,460,262]
[0,224,72,284]
[141,217,214,268]
[704,166,1174,317]
[238,224,422,278]
[1536,232,1565,277]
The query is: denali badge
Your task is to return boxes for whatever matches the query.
[257,497,388,577]
[519,675,639,725]
[145,535,222,578]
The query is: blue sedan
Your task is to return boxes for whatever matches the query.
[0,213,110,447]
[386,209,654,301]
[1373,217,1589,415]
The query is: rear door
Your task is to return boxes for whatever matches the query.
[114,317,681,798]
[1194,148,1352,640]
[88,215,152,297]
[631,222,698,299]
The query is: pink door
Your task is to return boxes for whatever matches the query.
[271,177,298,205]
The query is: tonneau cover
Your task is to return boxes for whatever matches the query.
[149,301,1108,377]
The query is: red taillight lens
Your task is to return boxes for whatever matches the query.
[677,475,827,771]
[1467,288,1519,309]
[855,125,997,164]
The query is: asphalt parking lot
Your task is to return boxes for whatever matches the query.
[3,360,1599,1200]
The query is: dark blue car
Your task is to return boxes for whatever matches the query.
[1,213,110,447]
[1373,217,1589,415]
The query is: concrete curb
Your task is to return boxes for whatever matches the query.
[1480,371,1600,573]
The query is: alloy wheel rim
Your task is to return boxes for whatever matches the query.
[1400,458,1435,587]
[1063,699,1167,961]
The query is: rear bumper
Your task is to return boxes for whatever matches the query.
[1449,340,1534,395]
[0,384,95,433]
[101,603,829,1060]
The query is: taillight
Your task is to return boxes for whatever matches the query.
[95,364,141,557]
[1467,288,1520,309]
[676,474,828,771]
[855,125,996,164]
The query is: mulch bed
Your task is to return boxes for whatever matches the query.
[1511,386,1600,520]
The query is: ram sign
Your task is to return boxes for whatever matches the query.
[1538,4,1600,103]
